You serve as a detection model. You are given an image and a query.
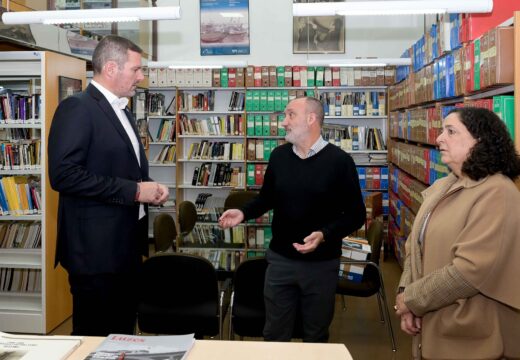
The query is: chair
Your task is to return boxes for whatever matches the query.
[136,253,226,339]
[224,190,258,210]
[153,213,177,253]
[228,257,268,339]
[177,200,197,247]
[336,219,397,351]
[228,257,303,340]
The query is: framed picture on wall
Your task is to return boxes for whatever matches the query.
[58,76,82,103]
[200,0,250,56]
[293,0,345,54]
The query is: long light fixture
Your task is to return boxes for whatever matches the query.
[307,58,412,67]
[1,6,181,25]
[148,61,248,69]
[293,0,493,17]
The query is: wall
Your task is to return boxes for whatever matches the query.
[156,0,426,64]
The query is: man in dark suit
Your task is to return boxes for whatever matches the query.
[48,35,169,336]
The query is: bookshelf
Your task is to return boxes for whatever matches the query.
[0,51,86,333]
[387,17,517,266]
[146,88,177,237]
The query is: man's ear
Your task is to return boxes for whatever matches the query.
[104,61,118,78]
[307,112,317,126]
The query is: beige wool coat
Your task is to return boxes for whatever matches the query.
[399,173,520,360]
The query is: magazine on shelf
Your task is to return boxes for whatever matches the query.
[0,331,83,360]
[84,333,195,360]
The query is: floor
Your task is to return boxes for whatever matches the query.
[50,253,412,360]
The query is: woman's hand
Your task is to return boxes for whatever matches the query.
[399,312,422,336]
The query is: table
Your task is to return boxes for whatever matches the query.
[68,337,353,360]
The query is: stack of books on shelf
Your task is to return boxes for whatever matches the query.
[151,145,176,164]
[0,140,41,170]
[191,163,244,188]
[187,141,244,161]
[0,268,41,293]
[178,91,215,112]
[0,176,42,216]
[0,221,41,248]
[320,91,386,117]
[0,92,41,123]
[153,119,175,142]
[179,114,244,136]
[322,125,386,152]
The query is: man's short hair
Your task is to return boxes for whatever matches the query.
[92,35,143,75]
[304,96,324,126]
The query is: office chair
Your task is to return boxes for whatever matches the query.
[136,253,226,339]
[224,190,258,210]
[228,257,304,340]
[336,219,397,351]
[177,200,197,246]
[153,213,177,253]
[228,257,267,339]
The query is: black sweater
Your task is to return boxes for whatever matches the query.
[241,143,366,261]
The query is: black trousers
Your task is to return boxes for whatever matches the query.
[69,272,139,336]
[263,249,340,343]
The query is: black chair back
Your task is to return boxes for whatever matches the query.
[137,253,221,338]
[224,190,258,210]
[230,257,268,338]
[153,213,177,253]
[178,200,197,234]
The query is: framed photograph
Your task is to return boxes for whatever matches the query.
[293,0,345,54]
[200,0,250,56]
[58,76,82,102]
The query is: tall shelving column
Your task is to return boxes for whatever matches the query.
[0,51,85,334]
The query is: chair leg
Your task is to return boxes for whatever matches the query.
[378,287,397,352]
[341,295,346,311]
[376,293,385,323]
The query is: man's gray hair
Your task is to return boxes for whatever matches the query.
[304,96,324,126]
[92,35,142,75]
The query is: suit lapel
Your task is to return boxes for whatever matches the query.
[87,84,142,168]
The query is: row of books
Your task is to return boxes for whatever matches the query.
[246,164,267,187]
[178,91,215,112]
[246,139,285,162]
[358,167,389,191]
[0,268,41,293]
[0,128,38,141]
[246,226,272,250]
[178,248,245,272]
[322,125,386,151]
[191,163,244,188]
[0,221,41,249]
[146,92,175,116]
[0,93,41,122]
[391,27,513,109]
[389,164,427,215]
[179,114,244,136]
[319,91,386,117]
[390,96,515,145]
[183,223,246,246]
[247,114,286,137]
[245,89,311,112]
[149,65,396,88]
[0,141,41,170]
[152,119,175,142]
[151,144,176,164]
[388,140,449,186]
[0,176,42,216]
[186,141,244,161]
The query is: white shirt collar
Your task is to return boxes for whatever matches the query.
[91,80,128,109]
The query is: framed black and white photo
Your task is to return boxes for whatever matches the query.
[293,0,345,54]
[58,76,82,103]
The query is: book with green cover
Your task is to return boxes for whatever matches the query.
[493,95,514,140]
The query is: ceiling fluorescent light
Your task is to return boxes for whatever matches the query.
[148,61,247,69]
[307,58,412,67]
[1,6,181,25]
[293,0,493,17]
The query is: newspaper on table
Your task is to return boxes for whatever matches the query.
[0,331,83,360]
[84,333,195,360]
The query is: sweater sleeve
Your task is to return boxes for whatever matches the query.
[320,154,366,241]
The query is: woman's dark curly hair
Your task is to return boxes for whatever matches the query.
[448,107,520,181]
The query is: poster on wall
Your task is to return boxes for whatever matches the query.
[200,0,250,56]
[293,0,345,54]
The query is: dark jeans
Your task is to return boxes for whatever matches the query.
[263,249,340,343]
[69,272,139,336]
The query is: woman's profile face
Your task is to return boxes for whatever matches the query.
[436,112,477,177]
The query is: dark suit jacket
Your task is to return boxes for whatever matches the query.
[48,84,150,275]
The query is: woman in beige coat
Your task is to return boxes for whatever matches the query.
[395,107,520,360]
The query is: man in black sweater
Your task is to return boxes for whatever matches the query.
[219,96,365,342]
